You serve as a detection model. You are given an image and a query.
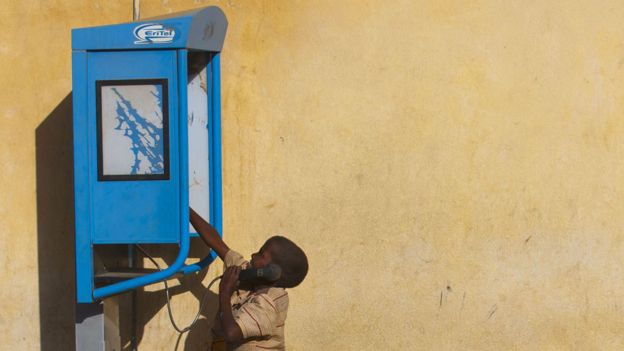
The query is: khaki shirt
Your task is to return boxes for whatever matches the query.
[215,250,289,351]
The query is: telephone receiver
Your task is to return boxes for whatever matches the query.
[238,263,282,283]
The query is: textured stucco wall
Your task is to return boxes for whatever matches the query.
[3,0,624,350]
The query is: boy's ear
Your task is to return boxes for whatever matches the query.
[265,242,278,257]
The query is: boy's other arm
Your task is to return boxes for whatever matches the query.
[189,207,230,260]
[219,266,244,344]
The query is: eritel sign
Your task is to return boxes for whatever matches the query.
[133,23,176,44]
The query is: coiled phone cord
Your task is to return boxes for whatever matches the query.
[135,244,221,334]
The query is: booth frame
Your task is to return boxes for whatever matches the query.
[72,7,226,304]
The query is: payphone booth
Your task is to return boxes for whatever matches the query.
[72,7,227,304]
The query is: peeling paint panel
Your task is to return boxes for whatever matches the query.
[188,61,210,230]
[101,84,165,176]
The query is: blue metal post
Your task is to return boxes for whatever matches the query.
[73,50,94,304]
[211,53,223,236]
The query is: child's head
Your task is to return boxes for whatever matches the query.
[251,236,308,288]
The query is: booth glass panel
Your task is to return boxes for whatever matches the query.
[187,53,210,231]
[97,79,170,181]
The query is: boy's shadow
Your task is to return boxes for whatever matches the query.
[36,93,220,351]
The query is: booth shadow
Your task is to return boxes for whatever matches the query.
[36,95,220,350]
[36,93,76,351]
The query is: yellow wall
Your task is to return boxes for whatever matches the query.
[3,0,624,349]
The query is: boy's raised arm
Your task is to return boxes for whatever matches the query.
[190,207,230,260]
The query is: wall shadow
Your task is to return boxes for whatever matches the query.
[134,241,220,350]
[35,93,220,350]
[36,93,76,351]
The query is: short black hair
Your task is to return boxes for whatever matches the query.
[266,236,308,288]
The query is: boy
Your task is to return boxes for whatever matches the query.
[190,208,309,350]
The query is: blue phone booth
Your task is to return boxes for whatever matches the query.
[72,7,227,303]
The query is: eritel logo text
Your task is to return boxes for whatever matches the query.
[133,23,176,44]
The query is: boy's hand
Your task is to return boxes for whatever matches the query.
[220,266,241,297]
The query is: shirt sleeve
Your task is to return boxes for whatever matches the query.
[224,249,249,269]
[235,294,278,339]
